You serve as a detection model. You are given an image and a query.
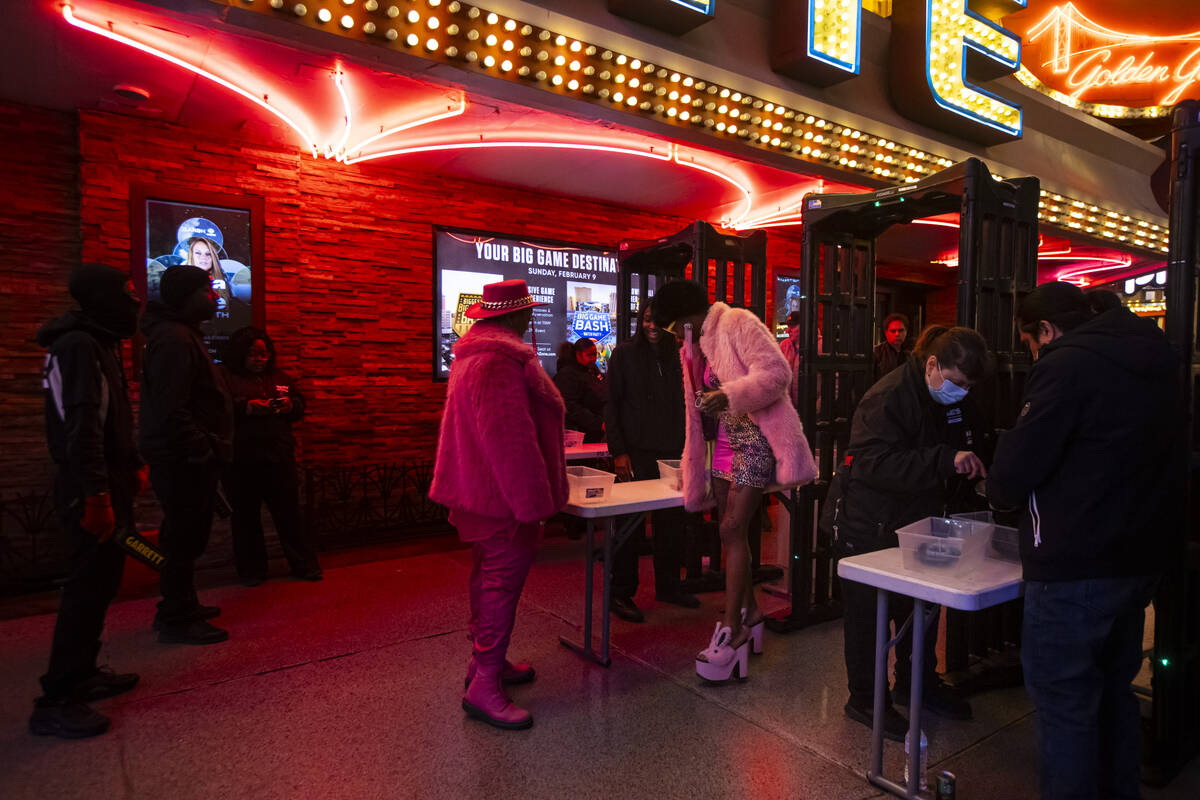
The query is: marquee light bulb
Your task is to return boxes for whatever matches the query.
[316,8,331,23]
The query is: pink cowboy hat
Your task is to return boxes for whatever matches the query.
[464,279,548,319]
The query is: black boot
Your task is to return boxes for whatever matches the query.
[844,696,909,742]
[29,698,110,739]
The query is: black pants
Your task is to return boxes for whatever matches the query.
[40,503,126,700]
[226,459,319,580]
[150,460,220,626]
[837,537,939,704]
[611,449,686,598]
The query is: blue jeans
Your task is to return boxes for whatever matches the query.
[1022,576,1157,800]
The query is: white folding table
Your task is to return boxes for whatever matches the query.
[837,549,1023,799]
[559,479,684,667]
[564,443,610,461]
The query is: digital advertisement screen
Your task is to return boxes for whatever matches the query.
[144,199,254,358]
[435,229,618,380]
[774,270,803,340]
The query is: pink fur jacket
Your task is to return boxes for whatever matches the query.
[679,302,818,511]
[430,321,569,528]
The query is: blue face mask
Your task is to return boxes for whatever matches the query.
[927,363,969,406]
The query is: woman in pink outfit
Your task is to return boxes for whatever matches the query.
[653,280,817,683]
[430,279,569,730]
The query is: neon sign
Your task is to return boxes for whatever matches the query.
[772,0,1024,142]
[607,0,715,35]
[890,0,1025,144]
[1008,2,1200,112]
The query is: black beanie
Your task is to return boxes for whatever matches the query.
[160,265,211,309]
[69,263,128,312]
[1018,281,1092,333]
[652,280,709,329]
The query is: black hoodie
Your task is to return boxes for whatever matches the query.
[988,307,1183,582]
[138,302,233,465]
[37,311,141,514]
[553,357,607,442]
[604,329,684,458]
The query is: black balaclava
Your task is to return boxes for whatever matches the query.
[69,263,140,339]
[160,265,216,323]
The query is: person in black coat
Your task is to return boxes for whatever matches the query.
[604,300,697,621]
[553,338,607,442]
[30,264,144,739]
[139,265,233,645]
[872,312,913,385]
[824,327,991,740]
[988,282,1182,799]
[220,327,321,584]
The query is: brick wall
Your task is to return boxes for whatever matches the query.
[5,106,814,492]
[0,104,81,495]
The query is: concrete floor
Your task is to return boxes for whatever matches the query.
[1,533,1197,800]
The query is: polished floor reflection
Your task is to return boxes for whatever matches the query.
[0,529,1196,799]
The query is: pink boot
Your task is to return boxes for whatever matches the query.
[462,663,533,730]
[463,656,536,689]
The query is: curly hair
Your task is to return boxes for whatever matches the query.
[221,326,275,374]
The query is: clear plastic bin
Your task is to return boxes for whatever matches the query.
[657,459,682,491]
[951,511,1020,563]
[563,429,585,448]
[896,516,992,575]
[566,466,616,505]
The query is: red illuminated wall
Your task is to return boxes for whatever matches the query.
[0,100,805,494]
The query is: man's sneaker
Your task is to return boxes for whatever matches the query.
[152,604,220,632]
[157,619,229,645]
[29,699,110,739]
[893,680,973,720]
[844,697,908,742]
[74,667,139,702]
[609,596,645,623]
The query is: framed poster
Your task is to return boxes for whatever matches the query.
[130,185,265,360]
[433,227,619,381]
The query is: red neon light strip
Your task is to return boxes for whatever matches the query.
[330,70,352,160]
[346,101,468,159]
[62,5,320,156]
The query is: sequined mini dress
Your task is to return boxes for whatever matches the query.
[705,366,775,488]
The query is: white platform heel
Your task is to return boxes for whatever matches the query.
[741,608,765,656]
[695,622,750,682]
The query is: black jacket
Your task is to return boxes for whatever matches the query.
[604,333,684,458]
[138,303,234,465]
[872,340,912,385]
[37,311,141,515]
[554,358,607,442]
[221,366,306,464]
[988,308,1182,582]
[823,358,960,551]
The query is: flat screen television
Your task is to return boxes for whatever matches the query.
[434,227,618,380]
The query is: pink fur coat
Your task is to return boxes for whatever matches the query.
[679,302,818,511]
[430,321,569,529]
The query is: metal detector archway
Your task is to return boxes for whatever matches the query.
[769,159,1040,670]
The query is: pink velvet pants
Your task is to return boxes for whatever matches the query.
[467,522,540,669]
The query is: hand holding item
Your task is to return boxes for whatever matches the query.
[614,454,634,481]
[81,493,115,541]
[954,451,988,480]
[247,398,274,415]
[271,397,293,414]
[700,390,729,415]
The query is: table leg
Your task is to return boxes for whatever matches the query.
[869,588,888,782]
[560,517,610,665]
[600,517,614,666]
[907,598,926,797]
